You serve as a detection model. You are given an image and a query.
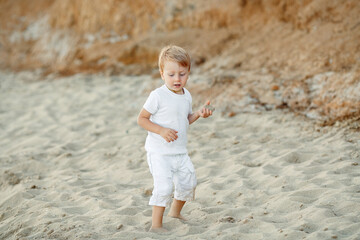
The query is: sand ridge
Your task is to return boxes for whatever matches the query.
[0,71,359,239]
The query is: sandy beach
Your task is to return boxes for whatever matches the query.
[0,71,359,240]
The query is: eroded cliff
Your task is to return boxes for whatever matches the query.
[0,0,359,124]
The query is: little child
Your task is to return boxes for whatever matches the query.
[137,45,213,232]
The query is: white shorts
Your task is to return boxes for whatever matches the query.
[147,153,197,207]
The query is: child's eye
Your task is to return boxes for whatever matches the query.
[180,73,186,76]
[168,74,174,77]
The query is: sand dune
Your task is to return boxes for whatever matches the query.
[0,71,359,240]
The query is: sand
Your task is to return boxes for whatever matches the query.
[0,71,359,240]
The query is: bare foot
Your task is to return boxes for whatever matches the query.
[149,227,168,233]
[168,213,187,221]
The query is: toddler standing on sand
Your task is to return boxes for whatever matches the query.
[137,45,213,232]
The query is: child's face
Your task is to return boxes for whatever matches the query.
[160,60,190,94]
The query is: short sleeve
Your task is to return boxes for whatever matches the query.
[143,91,159,114]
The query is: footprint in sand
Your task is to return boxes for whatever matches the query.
[262,164,281,176]
[1,170,22,186]
[126,159,145,170]
[281,152,304,164]
[297,222,318,234]
[117,207,138,216]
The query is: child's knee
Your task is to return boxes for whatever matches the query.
[150,178,173,207]
[184,173,197,191]
[175,172,196,194]
[154,178,173,197]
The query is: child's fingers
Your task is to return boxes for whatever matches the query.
[167,135,175,142]
[162,128,178,142]
[170,129,178,136]
[204,108,210,117]
[199,105,214,118]
[170,134,178,140]
[169,129,178,141]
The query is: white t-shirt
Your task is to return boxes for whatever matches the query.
[143,85,193,154]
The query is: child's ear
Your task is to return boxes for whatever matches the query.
[160,71,164,80]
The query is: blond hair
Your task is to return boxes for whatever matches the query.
[158,45,191,73]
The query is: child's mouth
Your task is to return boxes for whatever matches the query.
[174,84,181,88]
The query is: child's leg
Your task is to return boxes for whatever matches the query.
[146,153,174,231]
[171,154,197,220]
[151,206,166,229]
[168,199,187,220]
[149,178,173,230]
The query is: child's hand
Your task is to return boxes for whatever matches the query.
[160,127,178,142]
[199,100,214,118]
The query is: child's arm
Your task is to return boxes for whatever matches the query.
[137,108,178,142]
[188,100,213,125]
